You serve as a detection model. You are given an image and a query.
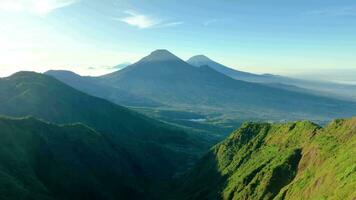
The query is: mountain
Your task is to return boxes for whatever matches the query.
[188,55,356,101]
[187,55,264,81]
[45,70,160,107]
[0,71,209,197]
[113,62,131,70]
[46,70,233,139]
[98,49,356,121]
[0,116,145,200]
[177,118,356,200]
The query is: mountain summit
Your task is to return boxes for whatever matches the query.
[98,50,356,121]
[187,54,261,80]
[187,55,213,66]
[140,49,182,62]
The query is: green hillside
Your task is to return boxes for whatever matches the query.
[0,72,209,196]
[178,118,356,200]
[0,116,145,200]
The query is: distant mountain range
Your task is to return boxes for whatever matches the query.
[45,70,161,107]
[187,54,356,101]
[48,49,356,123]
[178,118,356,200]
[113,62,132,69]
[187,55,269,82]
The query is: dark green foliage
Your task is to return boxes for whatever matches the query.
[178,119,356,200]
[1,69,355,200]
[0,116,145,200]
[0,72,209,198]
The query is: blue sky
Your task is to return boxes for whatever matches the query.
[0,0,355,82]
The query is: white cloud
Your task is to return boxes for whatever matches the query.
[119,10,160,29]
[0,0,78,16]
[158,21,183,28]
[118,10,183,29]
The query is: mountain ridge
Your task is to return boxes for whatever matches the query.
[98,50,356,121]
[0,71,210,198]
[177,118,356,200]
[0,116,145,200]
[188,55,356,101]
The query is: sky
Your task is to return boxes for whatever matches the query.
[0,0,355,83]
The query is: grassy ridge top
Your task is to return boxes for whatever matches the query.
[178,118,356,200]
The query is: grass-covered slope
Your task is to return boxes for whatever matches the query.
[178,118,356,200]
[0,72,208,184]
[0,116,144,200]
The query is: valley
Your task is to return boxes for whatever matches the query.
[47,50,356,139]
[1,1,355,199]
[1,54,355,199]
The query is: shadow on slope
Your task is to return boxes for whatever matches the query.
[0,116,146,200]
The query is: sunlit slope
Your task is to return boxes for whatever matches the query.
[179,118,356,200]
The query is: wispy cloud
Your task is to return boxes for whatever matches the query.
[305,6,356,17]
[119,10,159,29]
[117,10,183,29]
[157,21,183,28]
[0,0,78,16]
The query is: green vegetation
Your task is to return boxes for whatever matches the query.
[0,71,211,198]
[0,116,145,199]
[178,118,356,200]
[0,70,355,200]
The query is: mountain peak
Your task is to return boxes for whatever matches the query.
[45,70,79,76]
[141,49,182,62]
[188,55,213,62]
[8,71,43,79]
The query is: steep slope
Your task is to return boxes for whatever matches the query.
[0,116,145,200]
[178,118,356,200]
[45,70,160,107]
[99,49,356,121]
[188,55,356,101]
[0,72,208,192]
